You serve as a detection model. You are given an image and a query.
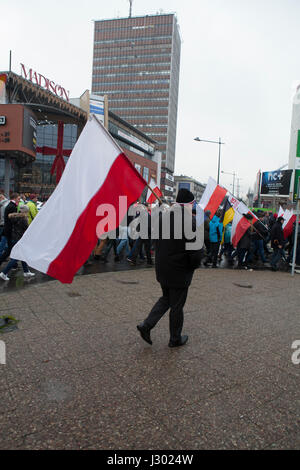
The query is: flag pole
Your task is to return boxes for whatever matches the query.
[146,182,164,205]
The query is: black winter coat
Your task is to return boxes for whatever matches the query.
[270,221,285,248]
[155,208,202,288]
[9,213,28,242]
[2,201,18,238]
[237,228,252,250]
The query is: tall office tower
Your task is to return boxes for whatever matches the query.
[92,13,181,199]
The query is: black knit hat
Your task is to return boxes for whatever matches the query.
[176,188,195,204]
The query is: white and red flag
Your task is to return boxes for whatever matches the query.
[199,177,227,218]
[230,199,258,248]
[283,209,296,239]
[146,179,163,204]
[278,206,285,218]
[11,115,147,283]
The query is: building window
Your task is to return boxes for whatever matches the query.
[143,167,149,182]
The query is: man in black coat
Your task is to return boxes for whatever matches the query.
[0,193,20,266]
[137,189,202,348]
[270,216,285,271]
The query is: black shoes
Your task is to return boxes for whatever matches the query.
[137,325,188,348]
[168,335,189,348]
[137,323,152,345]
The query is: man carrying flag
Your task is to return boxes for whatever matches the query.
[137,188,202,348]
[11,115,148,284]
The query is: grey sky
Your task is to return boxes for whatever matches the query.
[1,0,299,198]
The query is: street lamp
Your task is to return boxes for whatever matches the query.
[236,177,243,199]
[194,137,225,184]
[221,170,236,196]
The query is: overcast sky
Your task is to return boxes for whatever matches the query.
[1,0,300,197]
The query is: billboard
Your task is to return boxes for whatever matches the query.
[23,106,37,153]
[90,95,105,123]
[178,182,191,191]
[0,104,37,159]
[261,170,293,196]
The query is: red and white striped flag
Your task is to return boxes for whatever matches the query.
[230,199,258,248]
[199,177,227,218]
[11,116,147,283]
[278,206,285,218]
[146,179,163,204]
[283,209,296,239]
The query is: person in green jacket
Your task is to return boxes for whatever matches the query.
[26,194,38,225]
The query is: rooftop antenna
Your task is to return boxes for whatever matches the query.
[129,0,133,17]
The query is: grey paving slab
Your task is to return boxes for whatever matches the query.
[0,268,299,449]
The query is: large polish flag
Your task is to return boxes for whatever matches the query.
[199,177,227,218]
[11,115,147,283]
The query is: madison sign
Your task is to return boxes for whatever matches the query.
[21,63,70,102]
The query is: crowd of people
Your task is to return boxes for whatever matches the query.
[88,202,300,274]
[0,191,38,281]
[0,190,299,283]
[203,209,300,271]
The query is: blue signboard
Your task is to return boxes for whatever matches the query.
[261,170,293,196]
[178,182,191,191]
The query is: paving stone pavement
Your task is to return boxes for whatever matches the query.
[0,267,299,450]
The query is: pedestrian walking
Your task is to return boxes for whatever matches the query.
[270,216,286,271]
[0,205,35,281]
[137,189,202,348]
[0,193,20,267]
[209,211,223,268]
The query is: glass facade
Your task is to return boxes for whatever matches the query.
[0,123,78,198]
[92,14,181,196]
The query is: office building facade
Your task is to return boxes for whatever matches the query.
[92,13,181,199]
[173,175,206,202]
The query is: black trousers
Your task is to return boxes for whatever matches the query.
[131,238,152,263]
[210,242,220,266]
[144,285,189,343]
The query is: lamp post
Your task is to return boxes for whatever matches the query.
[194,137,225,184]
[221,170,236,196]
[236,177,243,199]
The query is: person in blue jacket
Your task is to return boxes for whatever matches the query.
[209,211,224,268]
